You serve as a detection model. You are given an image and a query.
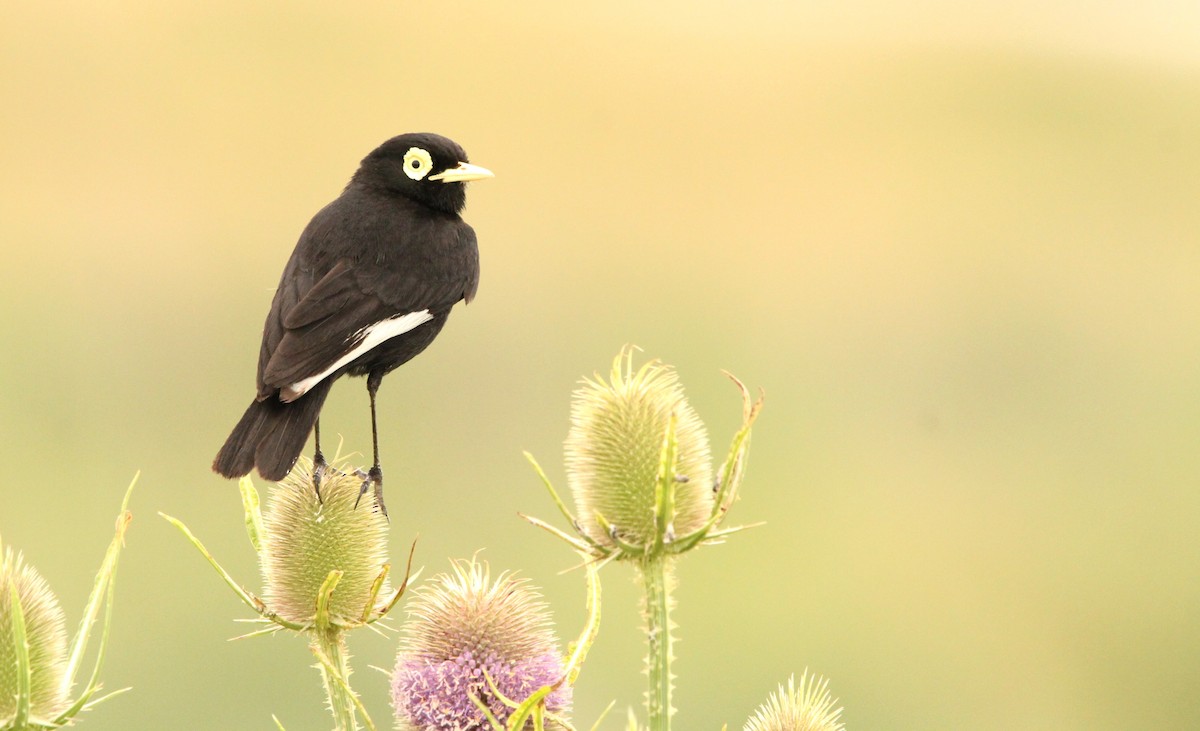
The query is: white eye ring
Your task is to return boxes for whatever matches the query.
[403,147,433,181]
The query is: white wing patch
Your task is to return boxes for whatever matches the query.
[282,310,434,401]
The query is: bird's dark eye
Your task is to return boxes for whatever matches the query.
[402,147,433,181]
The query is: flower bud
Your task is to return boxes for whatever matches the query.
[565,348,713,550]
[0,541,69,725]
[392,559,571,730]
[744,671,845,731]
[259,460,390,625]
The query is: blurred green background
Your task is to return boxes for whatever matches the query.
[2,2,1199,729]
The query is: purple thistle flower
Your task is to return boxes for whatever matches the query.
[392,560,572,730]
[394,649,570,730]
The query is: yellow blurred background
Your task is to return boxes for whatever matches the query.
[2,2,1199,729]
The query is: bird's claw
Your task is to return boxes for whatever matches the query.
[354,466,388,520]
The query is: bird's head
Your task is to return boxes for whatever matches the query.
[353,132,493,215]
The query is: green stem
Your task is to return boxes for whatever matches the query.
[311,627,358,731]
[640,557,675,731]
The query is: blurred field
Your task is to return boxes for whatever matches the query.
[2,2,1199,729]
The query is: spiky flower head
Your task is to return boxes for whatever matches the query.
[566,347,714,551]
[392,559,571,730]
[744,671,845,731]
[0,539,70,725]
[259,459,390,626]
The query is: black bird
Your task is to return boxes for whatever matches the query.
[213,133,492,513]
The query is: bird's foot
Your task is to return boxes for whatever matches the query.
[355,466,388,520]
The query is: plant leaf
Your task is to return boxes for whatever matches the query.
[160,512,305,631]
[62,474,136,694]
[314,570,344,632]
[9,579,32,729]
[239,477,265,555]
[652,411,680,554]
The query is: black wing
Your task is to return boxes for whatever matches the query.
[254,207,478,400]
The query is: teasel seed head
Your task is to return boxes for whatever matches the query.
[744,671,846,731]
[0,540,70,725]
[259,460,390,626]
[565,347,714,552]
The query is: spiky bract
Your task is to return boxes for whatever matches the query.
[566,348,713,550]
[392,559,571,730]
[260,460,390,625]
[0,541,69,725]
[744,671,845,731]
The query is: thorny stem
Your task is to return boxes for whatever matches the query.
[640,556,675,731]
[312,627,359,731]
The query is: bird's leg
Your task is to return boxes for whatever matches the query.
[312,418,326,503]
[355,372,388,518]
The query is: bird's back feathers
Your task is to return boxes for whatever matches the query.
[214,132,485,482]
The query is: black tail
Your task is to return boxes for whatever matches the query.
[212,381,333,481]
